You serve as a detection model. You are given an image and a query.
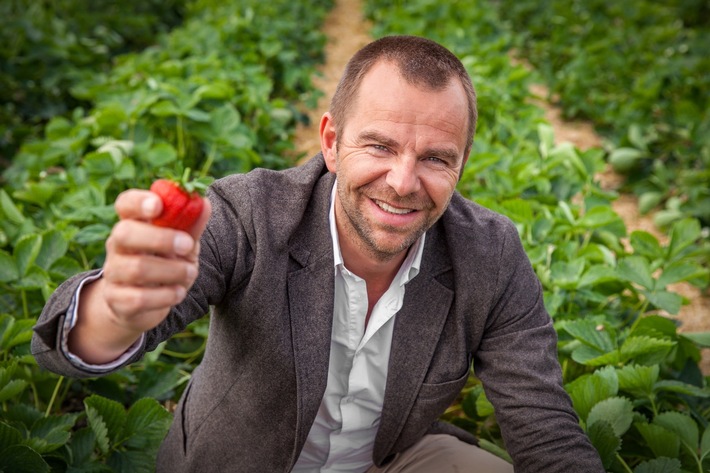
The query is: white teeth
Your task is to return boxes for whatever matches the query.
[376,200,414,215]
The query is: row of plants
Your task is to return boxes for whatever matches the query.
[0,0,188,168]
[0,0,333,471]
[491,0,710,230]
[364,0,710,472]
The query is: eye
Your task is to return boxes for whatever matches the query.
[369,144,390,155]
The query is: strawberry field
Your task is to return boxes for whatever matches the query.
[1,0,709,472]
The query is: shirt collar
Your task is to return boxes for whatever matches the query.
[329,180,425,286]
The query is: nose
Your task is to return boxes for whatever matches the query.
[386,156,421,196]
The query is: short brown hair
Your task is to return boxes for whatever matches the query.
[330,35,477,157]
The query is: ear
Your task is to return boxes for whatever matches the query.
[319,112,338,173]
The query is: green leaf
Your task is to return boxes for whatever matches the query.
[617,256,654,290]
[619,336,675,365]
[617,364,659,397]
[577,206,620,229]
[609,147,644,173]
[0,422,24,451]
[638,191,663,214]
[667,218,701,259]
[73,224,112,245]
[682,332,710,348]
[644,290,683,315]
[14,234,42,277]
[476,390,495,417]
[635,422,680,459]
[587,397,634,437]
[84,395,127,454]
[538,123,555,158]
[143,143,177,168]
[578,265,618,288]
[150,100,180,117]
[566,367,618,422]
[654,380,710,398]
[561,319,615,352]
[0,250,19,282]
[0,189,25,224]
[654,412,698,454]
[632,457,681,473]
[701,425,710,460]
[108,448,157,473]
[35,229,68,271]
[629,231,663,260]
[656,261,708,288]
[0,379,28,403]
[123,398,172,450]
[550,259,585,289]
[587,420,620,469]
[0,445,50,473]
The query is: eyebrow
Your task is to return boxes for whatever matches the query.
[356,130,462,163]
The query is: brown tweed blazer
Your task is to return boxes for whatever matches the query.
[33,155,603,472]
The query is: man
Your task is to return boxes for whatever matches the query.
[33,36,604,472]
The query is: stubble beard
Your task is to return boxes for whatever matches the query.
[335,178,436,263]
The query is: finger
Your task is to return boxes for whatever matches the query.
[103,283,184,326]
[103,252,197,287]
[108,220,196,257]
[115,189,163,222]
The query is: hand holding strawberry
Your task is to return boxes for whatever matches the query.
[150,169,209,231]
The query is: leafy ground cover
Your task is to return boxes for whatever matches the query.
[364,0,710,471]
[0,0,187,169]
[492,0,710,231]
[0,0,332,470]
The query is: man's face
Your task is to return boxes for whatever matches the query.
[321,61,469,263]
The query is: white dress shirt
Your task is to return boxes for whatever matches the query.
[292,183,425,472]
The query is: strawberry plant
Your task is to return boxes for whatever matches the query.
[365,0,710,470]
[1,0,333,469]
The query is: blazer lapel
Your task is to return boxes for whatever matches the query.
[374,225,455,460]
[287,168,336,457]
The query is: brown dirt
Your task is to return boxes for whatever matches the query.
[294,2,710,372]
[292,0,372,162]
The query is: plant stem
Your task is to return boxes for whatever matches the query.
[177,115,185,160]
[615,453,634,473]
[45,376,64,417]
[21,290,29,318]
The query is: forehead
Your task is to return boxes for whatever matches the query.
[349,61,468,145]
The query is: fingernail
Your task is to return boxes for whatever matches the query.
[176,286,187,301]
[143,196,159,216]
[174,233,193,255]
[186,264,197,280]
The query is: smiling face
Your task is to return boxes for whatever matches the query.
[321,60,469,264]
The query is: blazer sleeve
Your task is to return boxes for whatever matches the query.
[473,220,604,472]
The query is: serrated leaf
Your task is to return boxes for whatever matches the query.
[656,261,708,288]
[571,344,620,366]
[701,426,710,460]
[0,379,28,402]
[617,364,658,397]
[578,265,618,288]
[84,395,127,453]
[667,218,700,259]
[632,457,681,473]
[561,319,615,352]
[0,422,24,450]
[143,143,177,168]
[587,397,634,437]
[14,234,42,277]
[123,398,172,450]
[0,444,50,473]
[645,289,684,315]
[629,231,663,260]
[587,420,620,469]
[683,332,710,348]
[69,427,96,467]
[108,447,160,473]
[35,229,68,271]
[0,189,25,224]
[73,224,112,245]
[654,380,710,397]
[566,367,618,422]
[617,256,654,290]
[635,422,680,458]
[620,336,675,365]
[654,411,698,453]
[0,249,19,282]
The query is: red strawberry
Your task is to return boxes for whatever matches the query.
[150,172,206,232]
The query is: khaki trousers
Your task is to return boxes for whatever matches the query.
[366,434,514,473]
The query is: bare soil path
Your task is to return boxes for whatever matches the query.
[294,0,709,371]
